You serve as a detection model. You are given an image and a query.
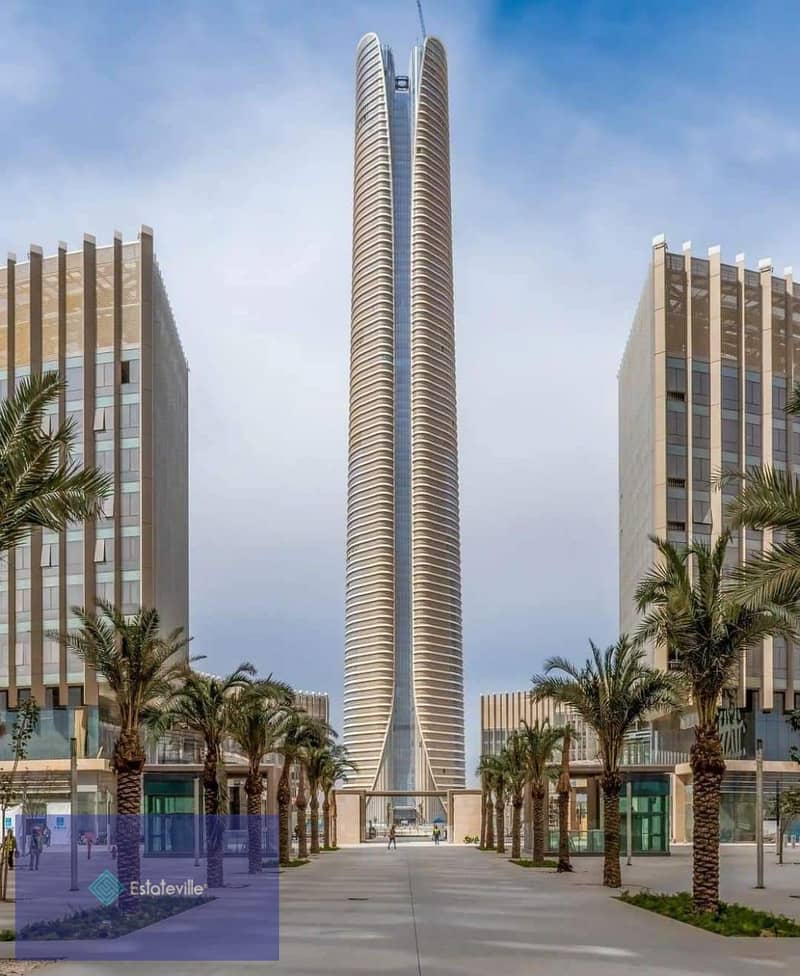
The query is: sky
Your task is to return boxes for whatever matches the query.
[2,0,800,782]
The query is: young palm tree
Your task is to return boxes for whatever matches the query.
[277,710,331,866]
[519,720,564,866]
[484,762,495,850]
[0,372,110,552]
[319,745,356,849]
[156,665,255,888]
[502,732,528,860]
[304,738,339,855]
[556,724,574,873]
[476,755,493,849]
[635,532,790,913]
[55,601,188,910]
[483,754,508,853]
[533,637,679,888]
[226,678,293,873]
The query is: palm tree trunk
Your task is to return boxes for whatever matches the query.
[114,730,145,912]
[322,791,331,849]
[690,724,726,914]
[557,732,573,872]
[601,771,622,888]
[485,796,494,849]
[510,793,522,860]
[295,766,308,860]
[204,750,224,889]
[278,758,291,867]
[310,788,320,854]
[495,798,505,854]
[331,790,338,847]
[532,784,546,865]
[245,768,262,874]
[557,791,571,872]
[480,787,487,848]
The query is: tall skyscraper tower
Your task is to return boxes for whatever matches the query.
[344,33,465,799]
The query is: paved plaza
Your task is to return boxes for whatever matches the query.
[0,842,785,975]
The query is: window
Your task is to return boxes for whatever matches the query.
[68,686,84,707]
[44,640,60,665]
[121,491,139,522]
[692,369,710,403]
[40,542,57,568]
[693,413,710,442]
[93,406,112,433]
[746,422,762,452]
[667,496,687,523]
[121,402,139,432]
[746,379,761,411]
[42,585,58,611]
[666,453,686,479]
[722,374,739,411]
[94,538,106,563]
[122,580,140,609]
[17,688,31,704]
[693,456,711,483]
[722,418,739,454]
[41,412,58,436]
[122,358,140,386]
[67,539,83,572]
[774,427,788,456]
[67,583,83,608]
[65,365,83,394]
[15,545,31,571]
[96,362,114,390]
[15,588,31,613]
[102,494,115,518]
[121,535,139,570]
[121,447,139,475]
[45,687,60,709]
[16,637,31,667]
[96,448,114,474]
[667,405,686,439]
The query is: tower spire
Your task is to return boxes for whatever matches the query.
[416,0,427,38]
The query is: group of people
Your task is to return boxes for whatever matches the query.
[2,825,51,871]
[386,823,444,849]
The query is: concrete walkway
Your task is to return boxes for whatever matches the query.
[24,844,800,975]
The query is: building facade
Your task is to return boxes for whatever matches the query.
[618,237,800,840]
[344,32,465,800]
[0,227,188,821]
[480,691,672,854]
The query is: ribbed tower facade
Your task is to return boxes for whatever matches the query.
[344,33,465,799]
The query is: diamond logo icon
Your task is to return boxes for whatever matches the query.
[88,869,126,907]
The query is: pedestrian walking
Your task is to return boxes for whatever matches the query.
[433,825,440,846]
[86,830,95,860]
[28,827,42,871]
[4,829,16,870]
[387,824,397,850]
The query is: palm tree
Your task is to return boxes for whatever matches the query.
[723,387,800,609]
[0,372,110,552]
[533,637,679,888]
[319,745,356,849]
[519,720,564,866]
[304,743,330,855]
[55,601,188,910]
[156,665,255,888]
[483,760,495,851]
[227,678,293,873]
[277,710,331,866]
[502,732,528,860]
[635,532,790,913]
[556,724,574,873]
[483,754,508,853]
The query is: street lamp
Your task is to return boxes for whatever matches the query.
[755,738,764,889]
